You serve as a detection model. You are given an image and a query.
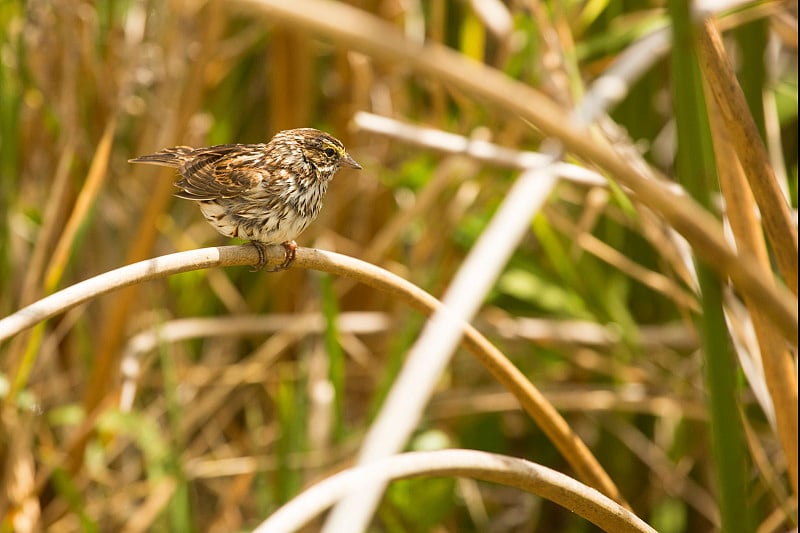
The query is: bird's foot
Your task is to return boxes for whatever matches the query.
[249,240,297,272]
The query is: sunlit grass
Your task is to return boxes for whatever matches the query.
[0,0,796,531]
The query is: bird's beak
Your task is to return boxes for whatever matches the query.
[342,153,362,169]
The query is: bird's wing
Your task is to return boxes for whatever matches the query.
[129,146,194,167]
[174,144,268,200]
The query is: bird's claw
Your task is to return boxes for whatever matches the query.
[250,241,297,272]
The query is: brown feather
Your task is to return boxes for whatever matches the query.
[128,128,360,271]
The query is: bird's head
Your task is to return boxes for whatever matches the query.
[289,128,361,181]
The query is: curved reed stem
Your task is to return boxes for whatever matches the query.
[0,244,624,505]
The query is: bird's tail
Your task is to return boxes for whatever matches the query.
[128,146,194,167]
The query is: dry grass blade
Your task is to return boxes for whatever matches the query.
[705,79,798,496]
[545,206,699,313]
[253,450,656,533]
[0,245,621,517]
[697,17,798,297]
[3,1,795,529]
[0,408,39,531]
[4,120,117,403]
[2,142,76,402]
[323,161,615,532]
[234,0,797,345]
[352,112,607,186]
[15,142,76,307]
[44,118,117,292]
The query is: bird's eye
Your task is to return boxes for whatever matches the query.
[323,147,337,157]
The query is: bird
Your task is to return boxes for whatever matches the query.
[129,128,361,271]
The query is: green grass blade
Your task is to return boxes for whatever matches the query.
[668,2,751,531]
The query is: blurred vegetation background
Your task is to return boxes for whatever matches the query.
[0,0,797,531]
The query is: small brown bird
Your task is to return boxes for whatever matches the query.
[129,128,361,271]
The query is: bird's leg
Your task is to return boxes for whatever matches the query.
[249,240,297,272]
[277,240,298,270]
[250,241,269,272]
